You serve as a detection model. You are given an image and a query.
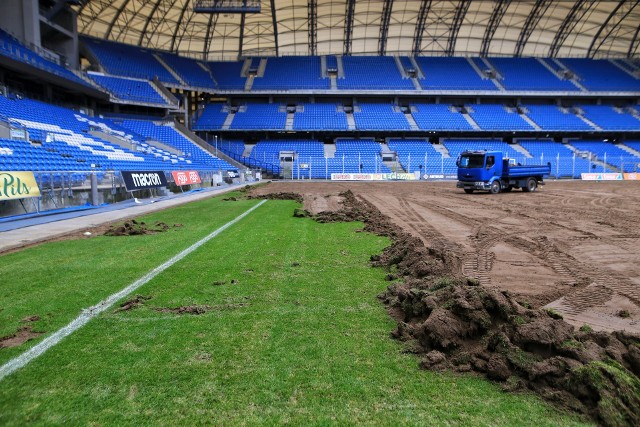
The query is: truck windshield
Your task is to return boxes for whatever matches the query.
[458,155,485,168]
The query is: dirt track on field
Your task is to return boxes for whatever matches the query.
[252,180,640,334]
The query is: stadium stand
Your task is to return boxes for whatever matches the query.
[559,58,640,91]
[193,103,230,131]
[230,103,287,130]
[0,28,93,88]
[293,104,349,131]
[353,104,411,130]
[82,37,180,85]
[119,119,236,171]
[0,93,219,172]
[521,104,594,131]
[411,104,474,131]
[570,140,640,172]
[251,56,329,90]
[207,61,247,90]
[250,139,324,164]
[88,73,171,106]
[386,139,443,173]
[338,57,413,90]
[157,52,217,89]
[576,105,640,131]
[489,58,578,92]
[519,139,591,178]
[467,104,534,131]
[416,57,497,91]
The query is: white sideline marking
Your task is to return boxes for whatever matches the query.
[0,200,267,381]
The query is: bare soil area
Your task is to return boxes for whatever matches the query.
[252,180,640,334]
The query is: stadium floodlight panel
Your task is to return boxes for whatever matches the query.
[194,0,261,14]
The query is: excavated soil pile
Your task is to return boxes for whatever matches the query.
[380,279,640,426]
[314,191,400,238]
[103,220,182,236]
[250,186,640,426]
[248,192,303,203]
[370,219,640,426]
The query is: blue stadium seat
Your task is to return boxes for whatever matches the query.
[82,37,180,85]
[88,74,170,106]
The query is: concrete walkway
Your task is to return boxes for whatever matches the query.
[0,182,259,253]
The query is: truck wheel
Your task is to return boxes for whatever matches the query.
[490,181,501,194]
[464,189,474,194]
[523,178,537,192]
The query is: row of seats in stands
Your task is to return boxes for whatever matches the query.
[194,102,640,131]
[80,37,640,92]
[4,33,638,96]
[0,28,92,88]
[0,94,231,172]
[118,119,235,171]
[82,36,181,86]
[88,73,171,106]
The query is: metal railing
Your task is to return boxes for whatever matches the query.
[0,169,241,219]
[213,150,640,180]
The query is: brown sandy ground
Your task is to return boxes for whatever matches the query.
[251,180,640,334]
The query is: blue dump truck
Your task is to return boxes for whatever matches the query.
[456,150,551,194]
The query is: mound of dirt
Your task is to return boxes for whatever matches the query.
[371,223,640,426]
[248,192,303,203]
[103,220,183,236]
[315,191,400,238]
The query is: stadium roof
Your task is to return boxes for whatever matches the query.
[73,0,640,61]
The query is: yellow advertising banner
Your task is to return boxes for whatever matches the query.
[624,173,640,180]
[0,171,41,200]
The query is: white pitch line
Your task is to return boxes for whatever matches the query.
[0,199,267,381]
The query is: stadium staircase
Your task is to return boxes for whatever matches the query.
[518,108,542,130]
[324,143,336,158]
[336,56,345,78]
[244,75,255,91]
[173,121,245,170]
[551,59,588,92]
[432,143,451,158]
[222,111,235,130]
[618,143,640,158]
[346,110,356,130]
[564,143,620,172]
[461,108,481,130]
[509,143,533,158]
[536,58,564,79]
[150,78,180,109]
[609,59,638,79]
[404,108,420,130]
[285,109,295,130]
[467,57,488,81]
[153,54,187,86]
[383,156,405,173]
[479,58,506,91]
[572,108,602,131]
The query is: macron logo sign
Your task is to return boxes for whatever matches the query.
[121,171,168,191]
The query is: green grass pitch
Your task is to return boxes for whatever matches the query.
[0,192,589,425]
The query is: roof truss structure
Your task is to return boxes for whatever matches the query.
[71,0,640,60]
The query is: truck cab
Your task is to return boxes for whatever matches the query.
[457,150,550,194]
